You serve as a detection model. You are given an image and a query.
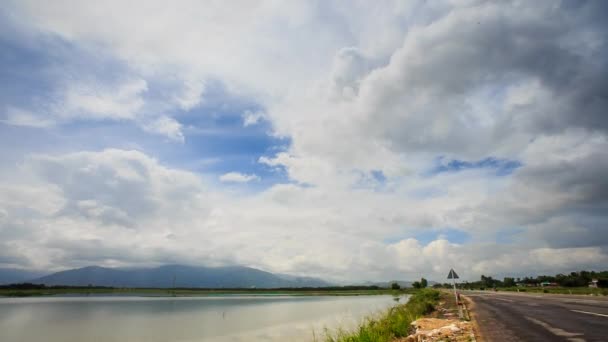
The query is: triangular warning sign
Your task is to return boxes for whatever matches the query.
[447,269,459,279]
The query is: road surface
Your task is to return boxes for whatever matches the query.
[464,291,608,342]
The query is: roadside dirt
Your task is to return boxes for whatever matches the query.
[460,296,483,342]
[395,291,477,342]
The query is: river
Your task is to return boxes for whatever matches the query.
[0,294,407,341]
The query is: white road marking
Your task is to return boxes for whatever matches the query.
[493,297,514,303]
[525,316,586,342]
[563,299,606,305]
[571,309,608,318]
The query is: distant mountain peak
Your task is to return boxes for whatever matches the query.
[26,264,331,288]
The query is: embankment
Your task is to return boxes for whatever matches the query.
[323,289,478,342]
[323,289,440,341]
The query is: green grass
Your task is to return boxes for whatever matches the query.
[323,289,440,342]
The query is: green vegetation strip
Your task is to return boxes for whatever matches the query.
[323,289,440,342]
[0,286,410,297]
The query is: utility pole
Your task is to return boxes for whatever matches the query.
[448,268,463,319]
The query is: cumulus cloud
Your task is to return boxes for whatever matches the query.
[329,47,372,99]
[219,172,260,183]
[141,116,185,142]
[6,78,147,122]
[2,107,55,128]
[258,1,608,186]
[242,110,265,127]
[171,78,205,111]
[59,79,148,120]
[1,1,607,281]
[0,148,606,280]
[1,77,187,140]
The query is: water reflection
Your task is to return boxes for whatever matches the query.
[0,295,407,341]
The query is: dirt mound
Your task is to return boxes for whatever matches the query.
[397,317,475,342]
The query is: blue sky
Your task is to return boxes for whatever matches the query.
[430,157,522,177]
[0,24,290,189]
[385,228,471,245]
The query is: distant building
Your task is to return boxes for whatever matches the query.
[589,279,599,288]
[540,282,558,287]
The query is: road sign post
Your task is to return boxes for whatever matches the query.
[447,268,463,319]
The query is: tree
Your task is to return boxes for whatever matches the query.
[420,277,428,288]
[412,281,422,289]
[503,277,515,287]
[481,275,496,288]
[391,282,401,290]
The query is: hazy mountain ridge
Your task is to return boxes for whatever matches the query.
[0,268,47,285]
[24,264,331,288]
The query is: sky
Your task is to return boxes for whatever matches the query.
[0,0,607,282]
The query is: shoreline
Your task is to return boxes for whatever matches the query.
[0,287,408,298]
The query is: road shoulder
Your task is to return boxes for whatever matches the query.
[397,291,477,341]
[461,295,483,341]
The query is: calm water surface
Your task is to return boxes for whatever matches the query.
[0,294,407,341]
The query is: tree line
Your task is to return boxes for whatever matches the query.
[432,270,608,289]
[390,278,428,290]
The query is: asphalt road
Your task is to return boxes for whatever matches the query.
[464,291,608,342]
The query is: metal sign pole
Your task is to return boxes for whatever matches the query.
[448,268,463,319]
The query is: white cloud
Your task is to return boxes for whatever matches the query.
[2,107,54,128]
[219,172,260,183]
[2,1,608,281]
[2,77,187,140]
[242,110,265,127]
[172,78,205,111]
[0,148,607,280]
[142,116,184,142]
[59,79,148,120]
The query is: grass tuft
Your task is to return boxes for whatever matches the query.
[323,289,440,342]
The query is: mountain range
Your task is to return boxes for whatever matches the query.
[0,268,46,285]
[1,265,330,288]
